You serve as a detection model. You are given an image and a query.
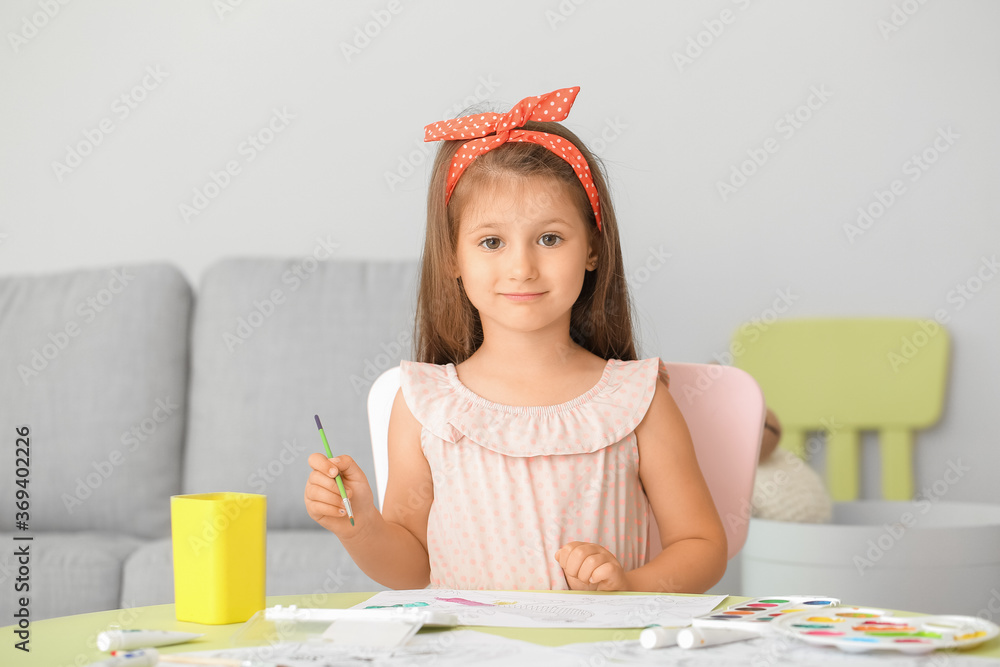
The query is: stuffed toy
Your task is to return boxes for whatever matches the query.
[751,408,833,523]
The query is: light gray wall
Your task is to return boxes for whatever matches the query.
[2,1,998,502]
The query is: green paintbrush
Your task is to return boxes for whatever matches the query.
[314,414,354,526]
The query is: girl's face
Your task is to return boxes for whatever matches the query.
[454,175,597,340]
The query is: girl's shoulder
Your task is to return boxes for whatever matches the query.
[398,357,667,456]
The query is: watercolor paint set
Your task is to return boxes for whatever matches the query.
[773,606,1000,654]
[640,596,842,649]
[693,596,841,631]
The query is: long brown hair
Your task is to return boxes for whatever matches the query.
[414,119,637,366]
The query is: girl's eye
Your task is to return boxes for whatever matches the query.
[540,234,562,247]
[479,237,503,250]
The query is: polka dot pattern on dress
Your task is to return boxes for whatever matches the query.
[398,358,668,590]
[423,86,602,231]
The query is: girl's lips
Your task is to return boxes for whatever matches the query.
[502,292,545,302]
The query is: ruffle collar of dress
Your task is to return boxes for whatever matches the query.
[399,358,660,457]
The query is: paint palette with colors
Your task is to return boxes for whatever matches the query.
[772,606,1000,654]
[694,596,841,632]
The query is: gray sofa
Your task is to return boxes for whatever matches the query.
[0,259,421,621]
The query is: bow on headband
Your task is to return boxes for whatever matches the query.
[423,87,602,231]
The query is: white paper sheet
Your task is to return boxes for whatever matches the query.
[320,618,420,648]
[351,588,727,628]
[556,635,1000,667]
[161,630,572,667]
[160,630,1000,667]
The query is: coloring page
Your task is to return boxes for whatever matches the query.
[352,589,727,628]
[163,631,577,667]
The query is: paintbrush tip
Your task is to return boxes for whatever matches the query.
[350,517,355,526]
[314,414,322,430]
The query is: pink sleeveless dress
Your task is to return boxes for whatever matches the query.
[398,357,666,590]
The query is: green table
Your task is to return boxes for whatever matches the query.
[4,593,1000,665]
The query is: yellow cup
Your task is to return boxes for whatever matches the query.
[170,492,266,624]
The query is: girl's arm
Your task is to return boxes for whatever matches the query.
[554,378,727,592]
[627,378,728,592]
[304,388,433,589]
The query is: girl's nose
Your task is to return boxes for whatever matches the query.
[507,243,538,281]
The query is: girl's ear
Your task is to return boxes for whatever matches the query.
[585,245,598,272]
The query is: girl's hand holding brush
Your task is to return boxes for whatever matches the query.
[304,415,375,536]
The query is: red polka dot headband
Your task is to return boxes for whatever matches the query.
[423,86,602,231]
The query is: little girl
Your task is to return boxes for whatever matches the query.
[305,87,726,593]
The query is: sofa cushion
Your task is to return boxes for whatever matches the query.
[119,537,175,608]
[264,529,388,598]
[0,264,191,538]
[120,529,386,607]
[0,532,144,621]
[183,259,419,529]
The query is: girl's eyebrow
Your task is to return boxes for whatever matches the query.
[464,218,571,236]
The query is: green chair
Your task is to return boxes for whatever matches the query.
[732,318,949,501]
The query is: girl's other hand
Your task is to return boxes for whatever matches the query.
[304,452,374,537]
[554,541,628,591]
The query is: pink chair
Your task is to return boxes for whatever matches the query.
[367,362,765,561]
